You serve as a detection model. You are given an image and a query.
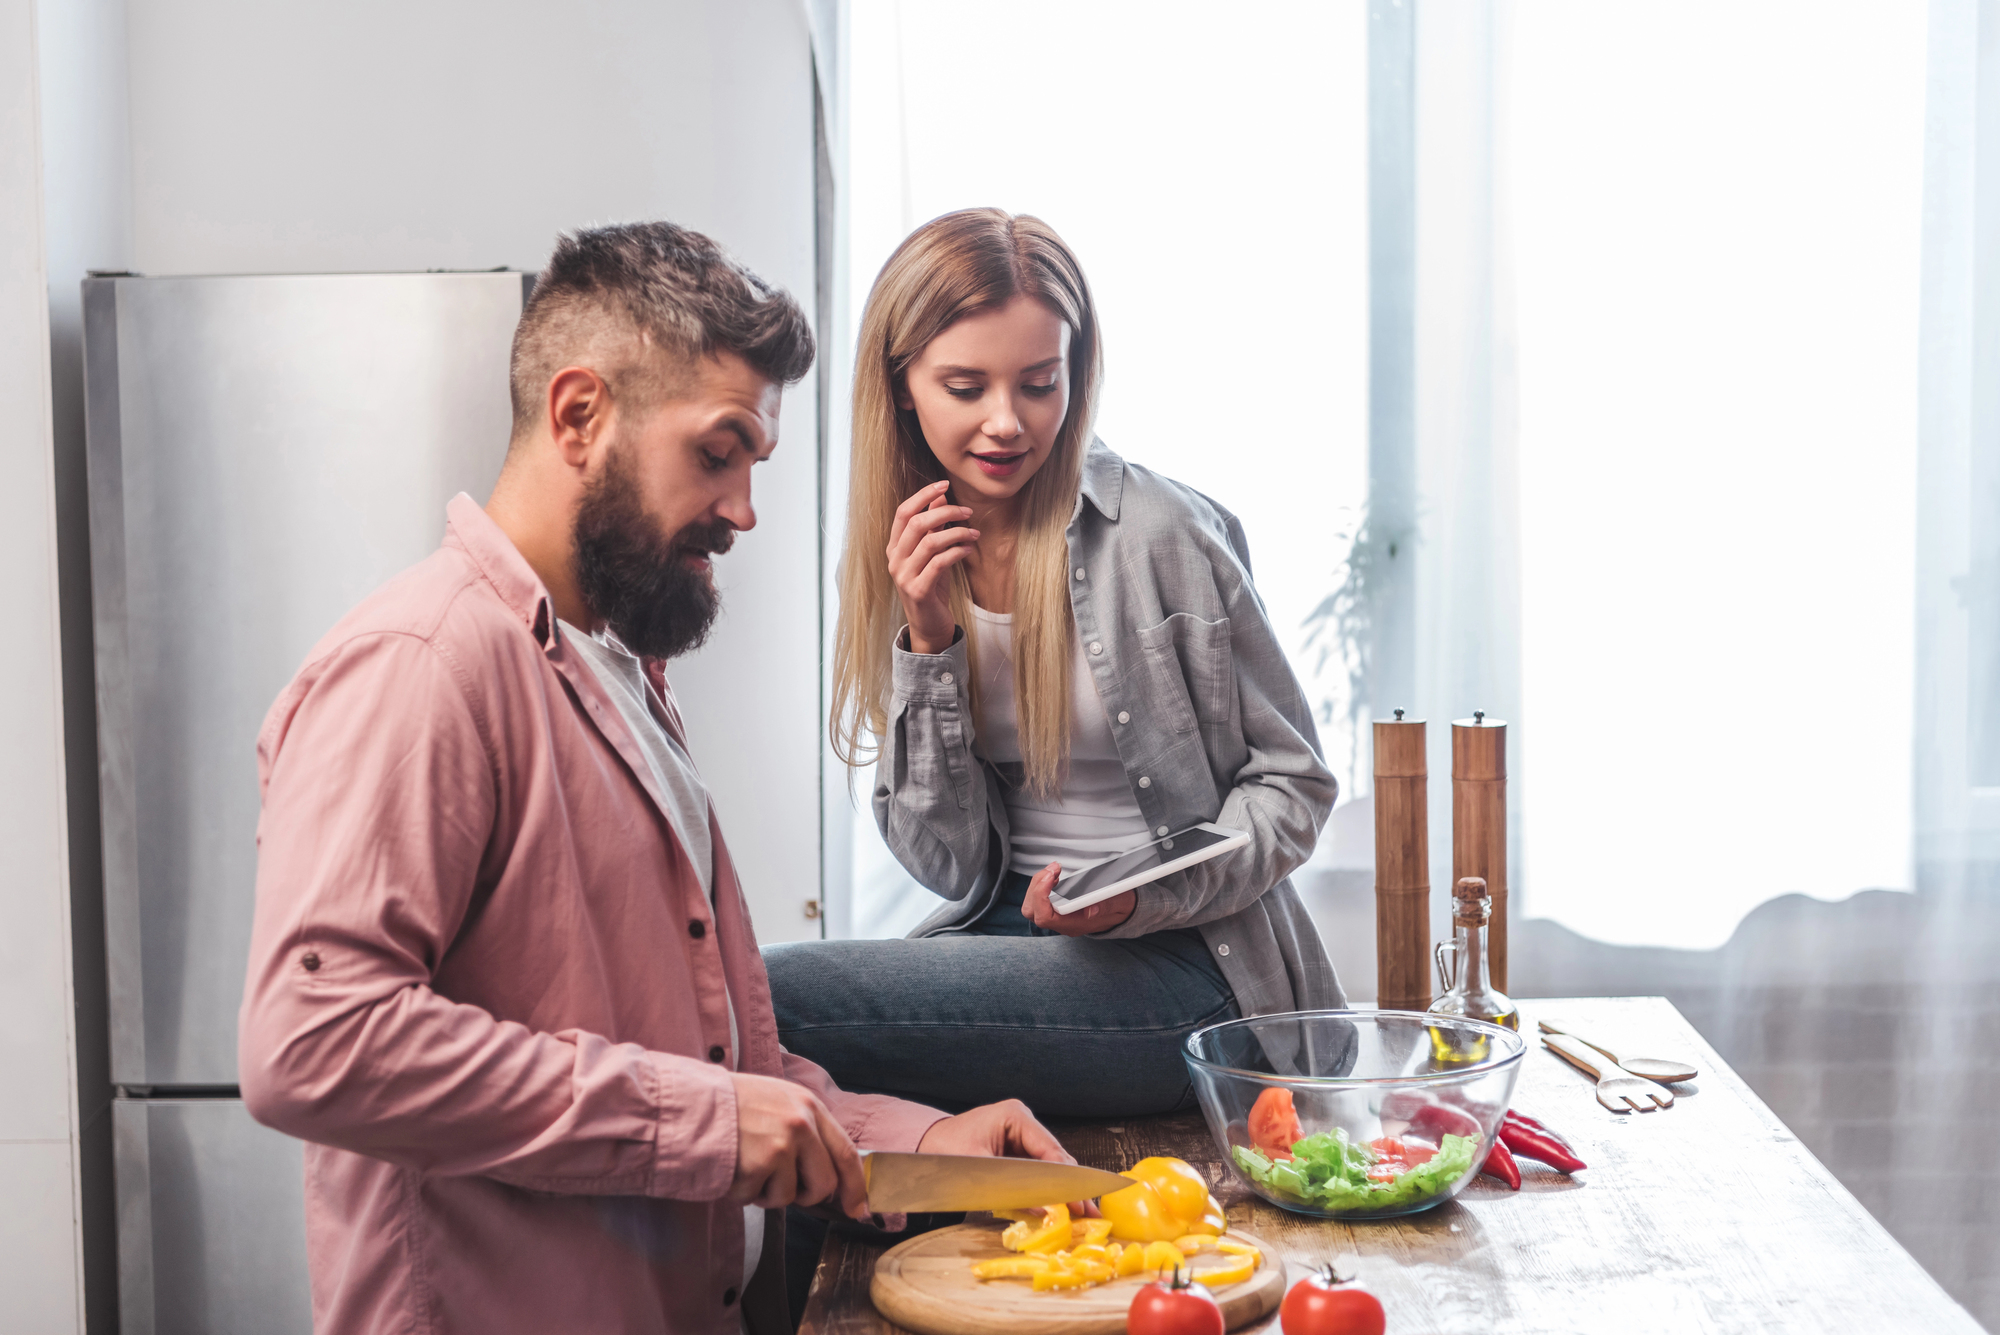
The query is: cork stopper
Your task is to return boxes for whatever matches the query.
[1452,876,1491,927]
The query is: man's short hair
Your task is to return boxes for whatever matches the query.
[509,221,816,437]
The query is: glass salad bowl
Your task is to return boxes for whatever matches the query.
[1184,1009,1525,1220]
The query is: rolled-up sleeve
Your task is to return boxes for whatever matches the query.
[873,627,994,901]
[239,630,738,1200]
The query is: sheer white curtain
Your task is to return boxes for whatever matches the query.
[1506,2,1928,948]
[839,0,1370,937]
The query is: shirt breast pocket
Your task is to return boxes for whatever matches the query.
[1134,613,1235,734]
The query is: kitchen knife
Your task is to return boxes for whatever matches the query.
[861,1152,1136,1214]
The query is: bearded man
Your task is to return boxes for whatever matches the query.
[238,222,1071,1335]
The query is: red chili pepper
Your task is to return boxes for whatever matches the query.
[1500,1111,1587,1174]
[1503,1109,1574,1148]
[1478,1137,1521,1190]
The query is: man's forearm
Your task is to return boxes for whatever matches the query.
[241,977,739,1200]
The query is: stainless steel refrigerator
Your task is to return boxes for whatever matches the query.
[83,271,531,1333]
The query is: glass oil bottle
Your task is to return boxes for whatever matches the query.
[1427,876,1519,1065]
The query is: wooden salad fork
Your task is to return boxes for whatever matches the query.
[1542,1032,1676,1112]
[1538,1018,1699,1083]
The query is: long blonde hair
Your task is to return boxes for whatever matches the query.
[831,209,1102,797]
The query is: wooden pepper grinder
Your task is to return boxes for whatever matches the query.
[1373,711,1431,1011]
[1451,711,1508,993]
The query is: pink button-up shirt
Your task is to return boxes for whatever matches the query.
[239,495,942,1335]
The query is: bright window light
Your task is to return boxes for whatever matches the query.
[1510,3,1928,947]
[845,0,1368,935]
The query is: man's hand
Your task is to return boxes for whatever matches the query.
[917,1098,1074,1163]
[1022,862,1135,937]
[918,1099,1097,1216]
[728,1071,871,1221]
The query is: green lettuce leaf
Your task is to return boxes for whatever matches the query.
[1231,1131,1480,1215]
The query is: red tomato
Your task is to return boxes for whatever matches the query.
[1129,1273,1225,1335]
[1280,1267,1386,1335]
[1248,1087,1305,1159]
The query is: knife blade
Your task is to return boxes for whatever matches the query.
[861,1152,1136,1214]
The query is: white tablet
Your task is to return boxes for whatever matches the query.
[1045,822,1251,915]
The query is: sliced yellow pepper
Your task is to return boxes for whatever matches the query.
[1172,1234,1213,1253]
[972,1257,1052,1279]
[1032,1268,1095,1292]
[1068,1244,1110,1263]
[1115,1243,1148,1278]
[1216,1240,1260,1261]
[1069,1218,1115,1246]
[1140,1240,1187,1273]
[1000,1203,1072,1254]
[1198,1253,1259,1288]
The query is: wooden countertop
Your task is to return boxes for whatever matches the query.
[798,996,1983,1335]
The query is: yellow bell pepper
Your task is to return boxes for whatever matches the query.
[1215,1240,1260,1261]
[1032,1267,1095,1292]
[1140,1240,1187,1273]
[1100,1157,1215,1243]
[972,1257,1052,1279]
[1115,1243,1148,1277]
[1172,1234,1213,1254]
[1000,1203,1072,1254]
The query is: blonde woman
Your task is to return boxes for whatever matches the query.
[764,209,1343,1117]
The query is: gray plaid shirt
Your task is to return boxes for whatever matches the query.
[875,438,1346,1018]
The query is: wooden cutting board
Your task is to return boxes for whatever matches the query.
[870,1222,1286,1335]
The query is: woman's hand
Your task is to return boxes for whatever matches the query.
[888,480,978,655]
[1022,862,1136,936]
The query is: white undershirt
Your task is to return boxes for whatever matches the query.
[968,606,1151,875]
[559,623,762,1295]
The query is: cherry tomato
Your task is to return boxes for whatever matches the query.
[1280,1266,1386,1335]
[1366,1135,1437,1171]
[1248,1087,1304,1159]
[1129,1271,1225,1335]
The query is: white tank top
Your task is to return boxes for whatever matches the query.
[968,605,1152,875]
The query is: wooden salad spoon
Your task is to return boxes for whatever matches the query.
[1538,1019,1699,1084]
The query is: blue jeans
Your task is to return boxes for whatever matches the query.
[763,872,1239,1118]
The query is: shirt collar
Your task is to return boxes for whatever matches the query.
[442,492,558,648]
[1077,435,1124,522]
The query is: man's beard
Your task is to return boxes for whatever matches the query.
[572,447,734,660]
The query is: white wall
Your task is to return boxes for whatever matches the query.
[44,0,829,946]
[1,1,86,1330]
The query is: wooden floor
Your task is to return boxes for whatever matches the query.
[799,997,1986,1335]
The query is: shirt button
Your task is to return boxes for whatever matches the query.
[709,1045,726,1063]
[1117,711,1131,725]
[940,672,954,686]
[1157,825,1170,836]
[1138,776,1151,788]
[689,920,707,939]
[301,951,321,972]
[1074,567,1087,580]
[723,1287,739,1307]
[1089,642,1103,656]
[1218,944,1231,957]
